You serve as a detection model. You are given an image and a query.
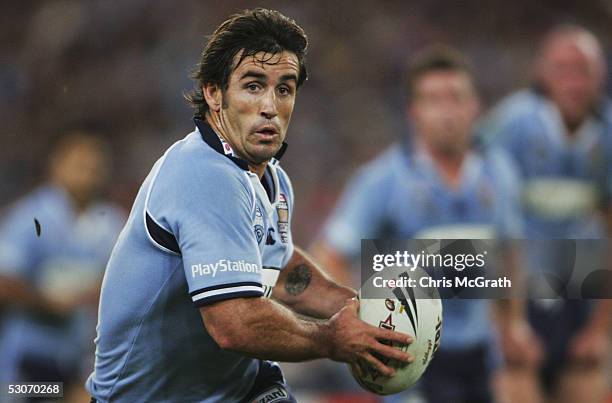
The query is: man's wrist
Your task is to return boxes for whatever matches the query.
[313,319,335,359]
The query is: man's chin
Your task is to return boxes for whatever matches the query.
[246,145,281,164]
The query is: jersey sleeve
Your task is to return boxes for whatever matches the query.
[489,149,524,239]
[0,201,40,278]
[147,158,263,307]
[478,92,536,175]
[322,164,390,259]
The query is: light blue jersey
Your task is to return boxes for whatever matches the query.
[323,141,522,350]
[482,88,612,239]
[86,119,295,402]
[0,185,124,383]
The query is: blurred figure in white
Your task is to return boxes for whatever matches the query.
[0,132,125,402]
[482,24,611,403]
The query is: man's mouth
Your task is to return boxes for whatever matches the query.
[253,126,280,144]
[255,126,279,136]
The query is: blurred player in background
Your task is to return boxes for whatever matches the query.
[0,132,125,402]
[313,46,539,403]
[86,9,412,403]
[482,24,611,403]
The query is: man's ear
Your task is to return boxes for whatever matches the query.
[202,83,222,112]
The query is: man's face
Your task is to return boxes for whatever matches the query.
[213,51,300,164]
[538,35,604,128]
[408,70,480,156]
[52,141,109,205]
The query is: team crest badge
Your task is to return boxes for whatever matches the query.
[254,206,264,244]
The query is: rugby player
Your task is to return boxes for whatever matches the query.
[0,132,124,403]
[483,24,611,403]
[313,46,539,403]
[86,8,412,403]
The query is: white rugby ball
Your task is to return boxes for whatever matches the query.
[352,268,443,395]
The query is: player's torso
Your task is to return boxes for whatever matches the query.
[251,160,294,296]
[16,185,121,285]
[91,132,294,402]
[0,185,123,381]
[383,148,498,240]
[375,147,505,350]
[506,93,610,238]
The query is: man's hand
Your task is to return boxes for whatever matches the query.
[499,318,543,368]
[41,291,86,317]
[326,298,414,377]
[569,323,609,366]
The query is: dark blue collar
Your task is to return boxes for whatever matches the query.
[194,118,288,170]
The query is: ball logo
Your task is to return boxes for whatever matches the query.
[433,316,442,355]
[353,268,443,395]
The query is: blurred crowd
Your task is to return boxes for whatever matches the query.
[2,0,612,246]
[1,1,612,403]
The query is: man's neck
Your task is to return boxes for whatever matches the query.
[248,162,268,179]
[205,114,268,179]
[52,180,91,214]
[420,139,467,189]
[562,114,586,137]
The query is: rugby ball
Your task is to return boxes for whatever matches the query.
[352,268,443,395]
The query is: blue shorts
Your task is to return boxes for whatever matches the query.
[240,360,296,403]
[385,343,496,403]
[528,300,592,393]
[91,360,295,403]
[420,343,495,403]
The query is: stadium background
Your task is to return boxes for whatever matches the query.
[1,1,611,402]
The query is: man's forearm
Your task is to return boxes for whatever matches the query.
[202,296,332,362]
[494,244,527,320]
[0,275,47,311]
[273,247,357,319]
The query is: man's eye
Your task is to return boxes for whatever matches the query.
[247,83,261,92]
[278,86,291,95]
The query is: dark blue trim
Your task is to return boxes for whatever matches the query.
[275,142,288,160]
[145,212,180,254]
[194,118,288,171]
[193,290,263,307]
[262,167,275,201]
[189,281,263,297]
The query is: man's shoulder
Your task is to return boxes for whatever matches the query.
[155,131,251,194]
[489,88,543,122]
[355,144,405,184]
[479,88,545,147]
[1,185,64,223]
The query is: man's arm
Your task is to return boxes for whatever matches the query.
[272,247,356,319]
[0,274,83,316]
[199,295,412,377]
[493,243,542,367]
[567,207,612,363]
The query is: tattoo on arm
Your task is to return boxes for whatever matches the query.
[285,264,312,296]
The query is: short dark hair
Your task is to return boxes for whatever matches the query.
[186,8,308,117]
[405,45,474,101]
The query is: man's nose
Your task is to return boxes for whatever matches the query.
[260,89,278,119]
